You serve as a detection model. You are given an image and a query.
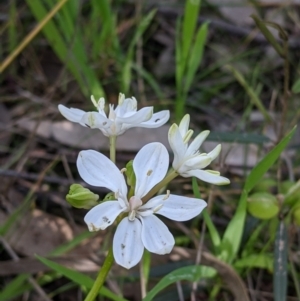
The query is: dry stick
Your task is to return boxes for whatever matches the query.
[0,236,53,301]
[0,0,69,73]
[175,281,185,301]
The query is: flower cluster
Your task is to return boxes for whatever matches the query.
[59,94,229,269]
[58,93,169,136]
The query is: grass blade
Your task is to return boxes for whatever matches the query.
[36,255,129,301]
[121,9,156,93]
[142,265,203,301]
[224,64,271,122]
[184,22,208,95]
[181,0,201,68]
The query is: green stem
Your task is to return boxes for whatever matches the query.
[84,135,117,301]
[83,247,114,301]
[142,169,178,202]
[109,136,117,163]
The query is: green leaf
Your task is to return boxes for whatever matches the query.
[181,0,201,67]
[225,64,271,122]
[121,10,156,93]
[36,256,129,301]
[0,274,29,300]
[235,254,273,271]
[251,15,284,57]
[26,0,104,98]
[222,126,296,262]
[184,22,208,94]
[142,265,204,301]
[245,126,296,193]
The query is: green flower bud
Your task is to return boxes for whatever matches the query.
[280,180,294,194]
[66,184,99,209]
[293,206,300,226]
[247,192,279,220]
[252,178,277,193]
[125,160,136,187]
[283,180,300,206]
[103,192,115,202]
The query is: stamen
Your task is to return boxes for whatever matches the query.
[153,204,163,213]
[163,190,170,200]
[90,95,98,108]
[120,168,127,174]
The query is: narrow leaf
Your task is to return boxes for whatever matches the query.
[36,256,129,301]
[184,22,208,94]
[182,0,201,67]
[225,64,271,122]
[142,265,203,301]
[251,15,284,57]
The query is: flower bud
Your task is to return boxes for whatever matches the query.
[247,192,279,220]
[103,192,116,202]
[252,178,276,193]
[125,160,136,187]
[66,184,99,209]
[283,180,300,206]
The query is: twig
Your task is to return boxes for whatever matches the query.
[0,236,53,301]
[176,281,184,301]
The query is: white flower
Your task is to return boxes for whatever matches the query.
[168,114,230,185]
[58,93,170,137]
[77,142,206,269]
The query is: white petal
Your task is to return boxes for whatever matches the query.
[77,150,128,197]
[117,107,153,124]
[178,114,190,137]
[168,124,187,169]
[182,155,211,170]
[84,201,125,231]
[208,144,221,161]
[185,130,210,157]
[58,105,86,124]
[115,97,137,116]
[141,215,174,254]
[134,143,169,198]
[137,110,170,128]
[80,112,113,130]
[139,195,164,211]
[154,194,207,221]
[186,169,230,185]
[113,218,144,269]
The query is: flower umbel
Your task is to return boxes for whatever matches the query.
[58,93,170,137]
[77,142,206,269]
[168,114,230,185]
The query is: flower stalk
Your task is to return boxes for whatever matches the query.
[83,247,114,301]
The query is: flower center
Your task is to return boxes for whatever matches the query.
[128,196,142,221]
